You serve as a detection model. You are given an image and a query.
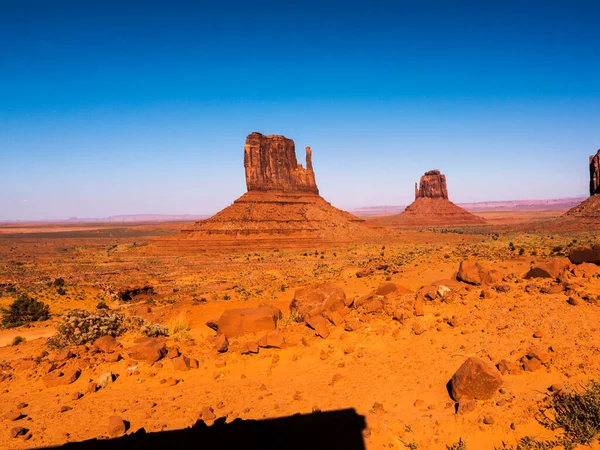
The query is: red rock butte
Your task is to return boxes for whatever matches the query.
[165,132,383,249]
[370,169,486,227]
[564,149,600,219]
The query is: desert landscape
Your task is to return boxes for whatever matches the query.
[1,132,600,450]
[3,3,599,449]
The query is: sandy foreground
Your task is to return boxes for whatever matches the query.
[1,215,600,449]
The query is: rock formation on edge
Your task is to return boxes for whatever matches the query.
[565,149,600,218]
[170,132,381,248]
[370,169,486,227]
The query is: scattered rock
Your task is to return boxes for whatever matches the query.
[569,246,600,265]
[483,416,495,425]
[523,358,542,372]
[456,399,476,415]
[258,331,284,348]
[10,427,27,438]
[214,334,229,353]
[45,368,81,387]
[240,342,259,354]
[306,315,330,339]
[344,318,362,332]
[450,357,503,401]
[375,282,397,296]
[3,411,23,421]
[497,360,521,375]
[97,372,114,388]
[524,258,570,279]
[217,306,281,338]
[290,284,347,321]
[93,336,121,353]
[107,416,127,438]
[128,339,167,363]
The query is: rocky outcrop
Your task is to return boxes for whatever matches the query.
[590,150,600,196]
[415,170,448,200]
[244,132,318,194]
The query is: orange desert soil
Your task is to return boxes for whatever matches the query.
[1,214,600,449]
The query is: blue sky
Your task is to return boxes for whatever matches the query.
[1,0,599,220]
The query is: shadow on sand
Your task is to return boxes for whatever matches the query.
[48,408,366,450]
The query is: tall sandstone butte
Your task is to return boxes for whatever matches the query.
[590,150,600,196]
[168,132,382,248]
[565,149,600,218]
[244,132,318,194]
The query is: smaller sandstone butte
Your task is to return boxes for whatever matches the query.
[565,149,600,218]
[245,132,318,194]
[370,169,486,227]
[415,170,448,200]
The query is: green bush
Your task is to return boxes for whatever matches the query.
[12,336,26,346]
[2,294,50,328]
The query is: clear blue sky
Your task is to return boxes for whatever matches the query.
[1,0,599,220]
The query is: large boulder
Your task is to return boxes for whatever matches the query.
[128,338,167,363]
[217,306,281,338]
[290,284,347,322]
[457,261,483,285]
[449,357,503,401]
[93,336,121,353]
[524,258,570,279]
[569,246,600,265]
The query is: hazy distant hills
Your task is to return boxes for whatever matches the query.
[1,197,588,223]
[350,197,587,217]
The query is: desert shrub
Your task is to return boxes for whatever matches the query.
[47,309,169,348]
[167,313,190,340]
[12,336,26,346]
[140,322,169,338]
[96,301,109,310]
[47,309,128,348]
[447,439,467,450]
[496,380,600,450]
[56,287,67,296]
[54,277,65,287]
[2,294,50,328]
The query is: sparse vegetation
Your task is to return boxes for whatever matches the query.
[497,380,600,450]
[11,335,26,346]
[167,313,190,340]
[1,294,50,328]
[447,439,467,450]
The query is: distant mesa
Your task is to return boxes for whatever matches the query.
[370,169,486,227]
[565,149,600,218]
[167,132,382,248]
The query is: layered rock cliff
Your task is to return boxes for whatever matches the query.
[244,132,318,194]
[415,170,449,200]
[590,150,600,196]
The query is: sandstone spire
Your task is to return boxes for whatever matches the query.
[243,132,319,194]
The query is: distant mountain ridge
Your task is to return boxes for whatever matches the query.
[350,197,587,217]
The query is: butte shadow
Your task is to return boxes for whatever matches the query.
[46,408,367,450]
